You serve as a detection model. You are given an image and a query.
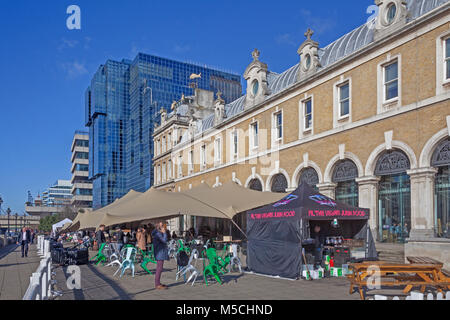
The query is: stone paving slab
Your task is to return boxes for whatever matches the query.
[0,243,40,300]
[54,251,359,300]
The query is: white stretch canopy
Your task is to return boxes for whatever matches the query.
[52,218,72,234]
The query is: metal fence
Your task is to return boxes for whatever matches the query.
[22,235,53,300]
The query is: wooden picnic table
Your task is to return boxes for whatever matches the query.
[348,258,450,300]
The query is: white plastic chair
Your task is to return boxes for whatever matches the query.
[168,239,177,259]
[106,244,122,268]
[229,244,242,273]
[176,249,200,286]
[113,246,137,277]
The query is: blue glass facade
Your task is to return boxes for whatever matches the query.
[86,53,241,209]
[86,59,131,209]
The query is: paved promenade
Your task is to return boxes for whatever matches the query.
[0,243,40,300]
[54,251,359,300]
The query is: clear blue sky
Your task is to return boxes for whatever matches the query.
[0,0,373,214]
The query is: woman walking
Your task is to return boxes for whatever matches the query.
[152,222,169,290]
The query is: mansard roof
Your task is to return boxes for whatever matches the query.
[168,0,449,136]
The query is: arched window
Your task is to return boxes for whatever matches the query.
[248,178,263,191]
[376,149,411,243]
[298,167,319,191]
[432,138,450,238]
[332,159,358,206]
[271,174,288,193]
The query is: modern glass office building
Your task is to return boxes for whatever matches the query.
[86,53,241,209]
[42,180,73,207]
[86,59,131,209]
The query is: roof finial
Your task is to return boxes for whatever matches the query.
[252,48,260,61]
[304,28,314,41]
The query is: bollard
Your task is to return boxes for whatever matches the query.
[31,272,41,300]
[40,260,47,299]
[37,237,41,255]
[46,258,52,298]
[44,240,50,257]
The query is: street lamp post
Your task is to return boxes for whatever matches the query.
[0,196,3,215]
[14,213,18,233]
[6,208,11,235]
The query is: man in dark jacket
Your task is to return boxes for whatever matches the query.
[96,225,106,248]
[311,225,325,267]
[16,227,31,258]
[115,227,124,252]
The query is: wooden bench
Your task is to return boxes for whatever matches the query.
[348,259,450,300]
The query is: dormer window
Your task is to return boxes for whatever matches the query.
[374,0,407,40]
[243,49,271,109]
[252,80,259,96]
[305,54,311,70]
[386,3,397,25]
[297,29,320,81]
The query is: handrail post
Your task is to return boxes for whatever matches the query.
[46,257,52,298]
[31,272,41,300]
[43,240,50,258]
[40,259,47,299]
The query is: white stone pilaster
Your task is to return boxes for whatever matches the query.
[406,167,438,240]
[355,176,380,234]
[317,182,337,199]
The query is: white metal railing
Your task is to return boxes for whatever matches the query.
[23,236,53,300]
[371,291,450,300]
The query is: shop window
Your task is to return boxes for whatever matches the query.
[332,160,359,207]
[376,149,411,243]
[432,138,450,238]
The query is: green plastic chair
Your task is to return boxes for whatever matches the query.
[177,239,191,254]
[139,246,156,275]
[90,243,107,266]
[217,244,231,274]
[203,248,223,286]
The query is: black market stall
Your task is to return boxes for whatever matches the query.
[246,182,377,280]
